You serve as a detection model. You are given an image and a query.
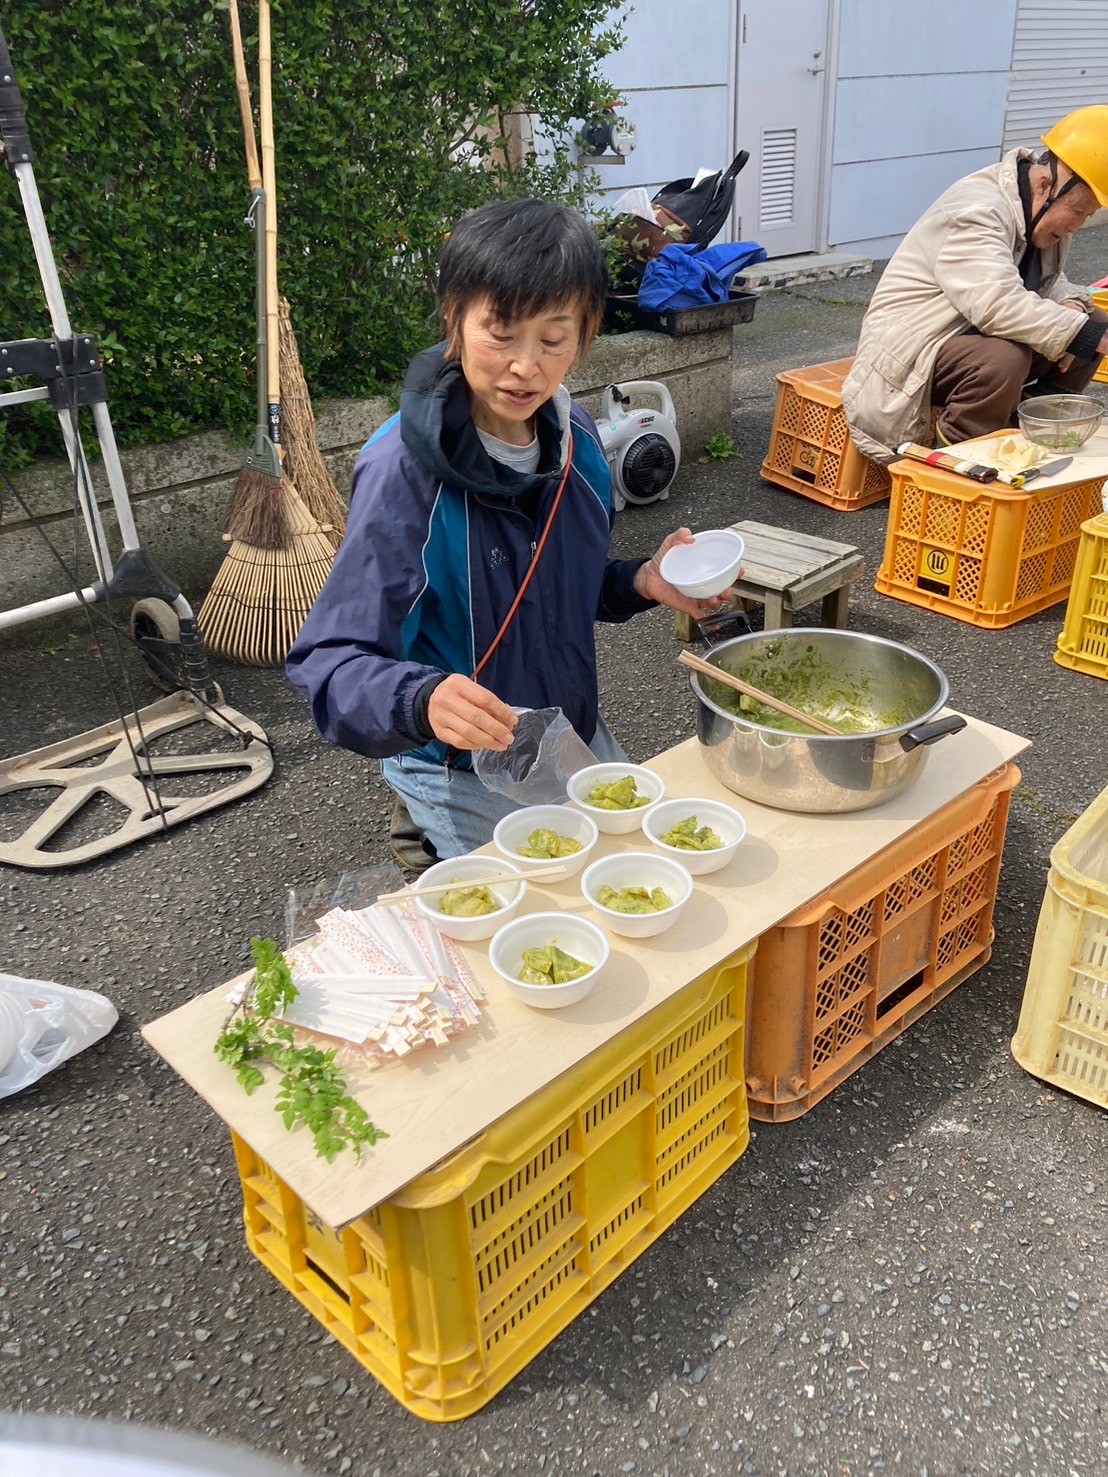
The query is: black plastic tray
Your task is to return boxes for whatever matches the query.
[604,289,759,338]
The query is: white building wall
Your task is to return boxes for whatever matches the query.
[591,0,1105,260]
[1003,0,1108,149]
[827,0,1019,256]
[592,0,734,209]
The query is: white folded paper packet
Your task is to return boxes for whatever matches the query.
[607,186,656,220]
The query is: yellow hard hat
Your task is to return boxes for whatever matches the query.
[1041,106,1108,207]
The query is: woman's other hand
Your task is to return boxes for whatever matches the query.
[427,674,518,751]
[632,527,738,619]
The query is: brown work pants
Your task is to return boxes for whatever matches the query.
[931,307,1108,444]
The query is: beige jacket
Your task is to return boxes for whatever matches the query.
[842,149,1090,464]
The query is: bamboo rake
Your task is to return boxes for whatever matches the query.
[198,0,335,666]
[277,297,347,547]
[200,486,335,667]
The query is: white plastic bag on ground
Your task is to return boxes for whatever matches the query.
[0,973,118,1098]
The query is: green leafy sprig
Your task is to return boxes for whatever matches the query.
[214,937,387,1163]
[698,432,737,464]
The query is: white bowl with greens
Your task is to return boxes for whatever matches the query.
[492,805,599,879]
[412,856,525,941]
[567,762,665,835]
[489,912,609,1009]
[581,851,694,939]
[642,797,747,875]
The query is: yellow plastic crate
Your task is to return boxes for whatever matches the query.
[1090,289,1108,383]
[875,452,1104,628]
[231,942,755,1422]
[1012,783,1108,1108]
[1054,512,1108,680]
[760,358,892,512]
[747,764,1018,1121]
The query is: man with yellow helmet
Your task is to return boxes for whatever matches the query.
[844,106,1108,464]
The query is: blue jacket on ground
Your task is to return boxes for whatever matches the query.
[286,345,653,770]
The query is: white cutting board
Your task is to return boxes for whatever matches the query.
[948,429,1108,501]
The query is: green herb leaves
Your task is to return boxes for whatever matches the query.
[213,937,386,1162]
[248,936,297,1017]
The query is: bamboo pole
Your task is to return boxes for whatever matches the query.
[258,0,281,449]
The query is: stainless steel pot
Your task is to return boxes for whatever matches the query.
[690,628,966,813]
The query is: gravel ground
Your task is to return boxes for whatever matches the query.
[3,229,1108,1477]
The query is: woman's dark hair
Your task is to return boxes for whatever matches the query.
[438,198,607,358]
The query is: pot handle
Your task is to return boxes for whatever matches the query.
[898,714,967,753]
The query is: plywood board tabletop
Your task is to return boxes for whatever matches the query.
[142,715,1028,1229]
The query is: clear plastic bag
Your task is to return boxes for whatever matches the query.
[472,707,596,805]
[0,973,118,1099]
[285,862,406,947]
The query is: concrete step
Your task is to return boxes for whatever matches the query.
[735,252,873,292]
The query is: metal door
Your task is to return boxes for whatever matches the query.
[731,0,833,256]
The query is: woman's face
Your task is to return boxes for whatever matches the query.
[457,298,581,446]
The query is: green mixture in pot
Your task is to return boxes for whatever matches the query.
[701,641,917,736]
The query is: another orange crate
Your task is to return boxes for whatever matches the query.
[1054,512,1108,680]
[875,452,1104,628]
[760,358,892,511]
[746,764,1019,1122]
[231,943,754,1422]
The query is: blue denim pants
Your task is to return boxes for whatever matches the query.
[382,715,627,859]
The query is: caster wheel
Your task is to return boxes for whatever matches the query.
[130,597,186,694]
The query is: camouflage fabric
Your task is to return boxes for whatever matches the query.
[616,210,692,263]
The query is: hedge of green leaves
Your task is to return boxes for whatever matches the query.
[0,1,623,466]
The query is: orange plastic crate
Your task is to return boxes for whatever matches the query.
[746,764,1019,1122]
[875,452,1104,628]
[760,358,892,511]
[1054,512,1108,680]
[231,944,754,1421]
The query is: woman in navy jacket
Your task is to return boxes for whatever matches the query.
[287,199,725,862]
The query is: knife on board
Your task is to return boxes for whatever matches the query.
[994,455,1073,488]
[896,443,1074,489]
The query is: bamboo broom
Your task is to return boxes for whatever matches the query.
[217,0,286,549]
[198,0,334,666]
[278,298,347,548]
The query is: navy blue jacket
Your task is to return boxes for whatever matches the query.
[286,346,652,768]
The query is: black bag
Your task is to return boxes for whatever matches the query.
[652,150,749,250]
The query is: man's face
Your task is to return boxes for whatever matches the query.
[1029,167,1100,248]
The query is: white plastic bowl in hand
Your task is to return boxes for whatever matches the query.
[489,912,610,1009]
[412,855,525,941]
[642,796,747,876]
[659,528,745,599]
[581,851,694,939]
[567,762,665,835]
[492,805,600,879]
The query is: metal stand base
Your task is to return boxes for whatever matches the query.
[0,687,274,870]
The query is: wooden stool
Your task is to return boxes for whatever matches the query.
[675,520,865,642]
